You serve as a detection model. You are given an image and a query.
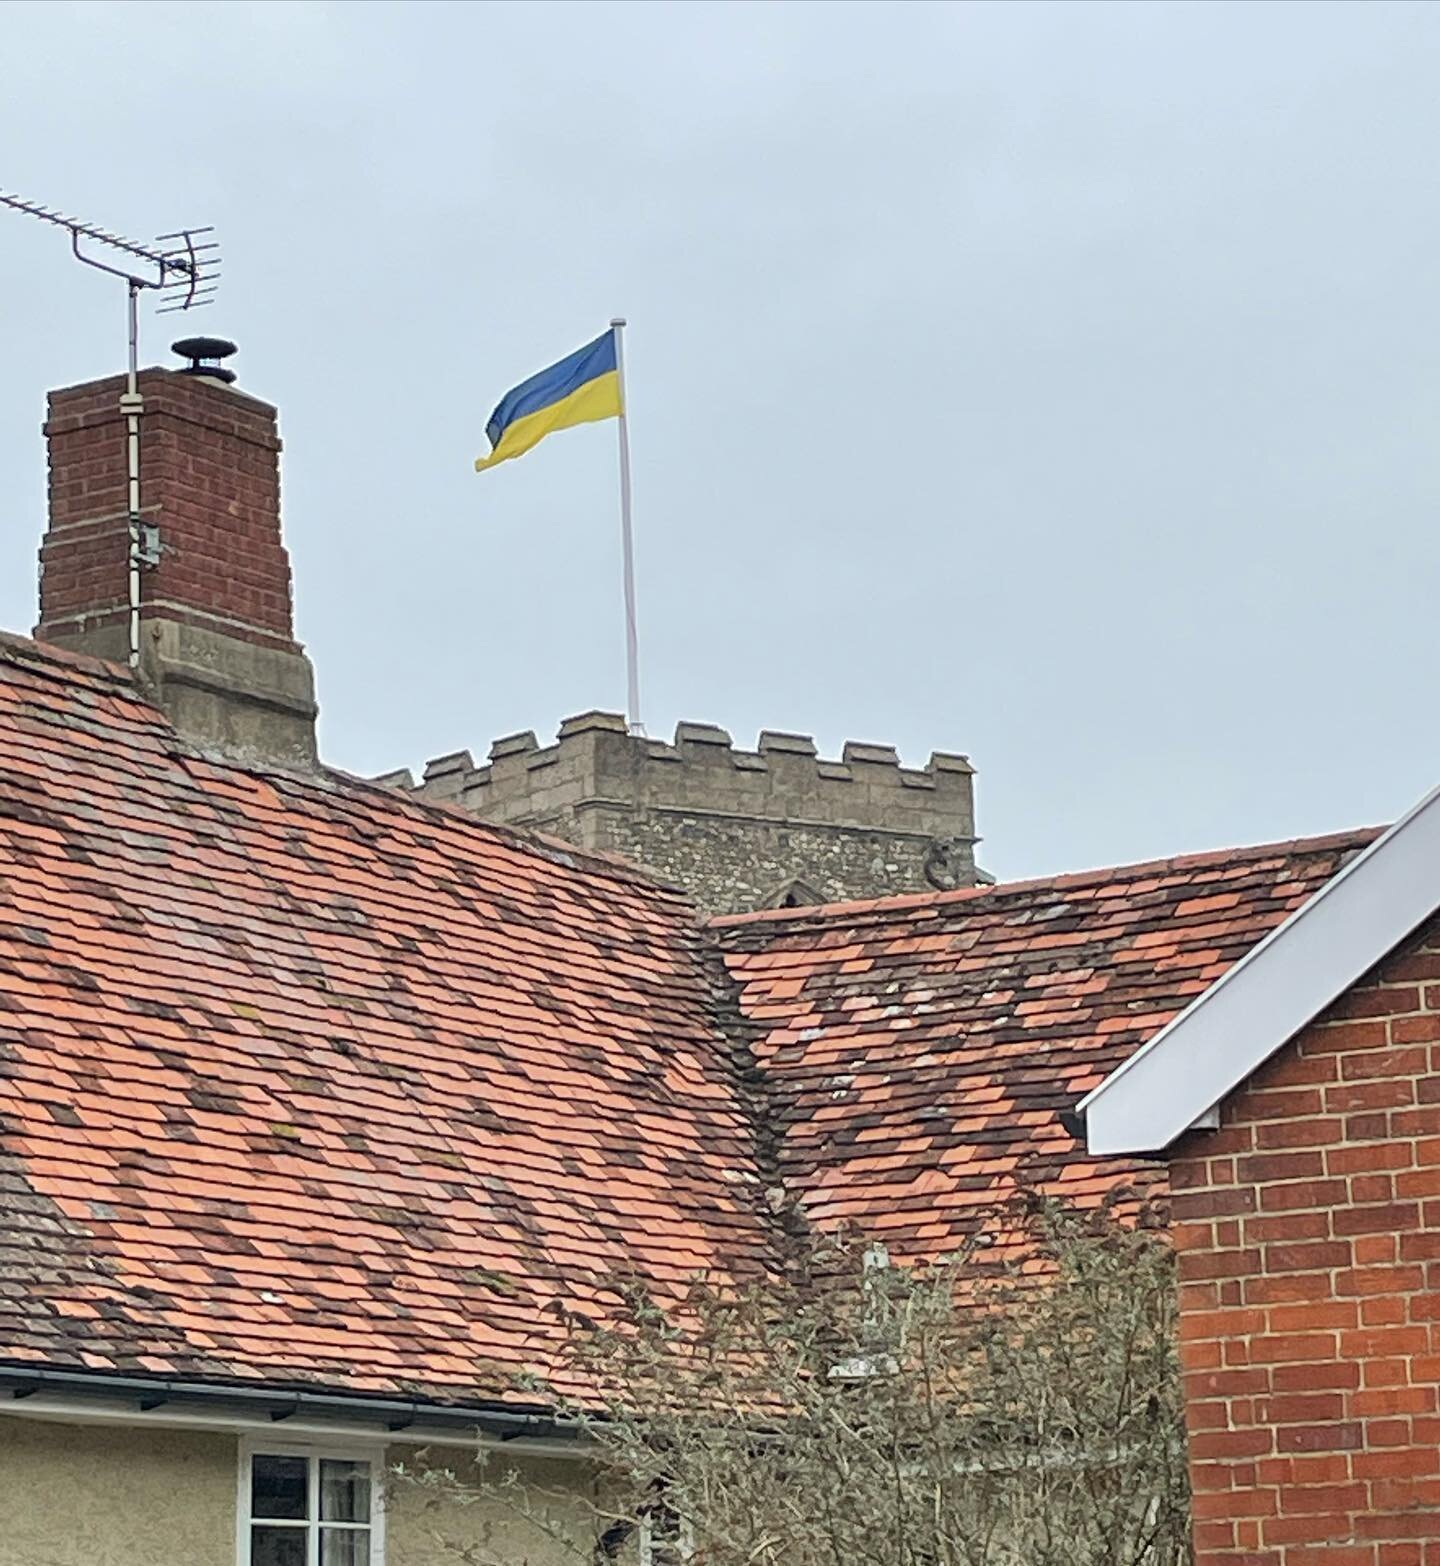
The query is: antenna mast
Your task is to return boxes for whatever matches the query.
[0,190,221,672]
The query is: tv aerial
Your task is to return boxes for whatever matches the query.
[1,189,222,671]
[0,189,219,368]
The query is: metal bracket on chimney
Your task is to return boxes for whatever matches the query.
[135,518,162,569]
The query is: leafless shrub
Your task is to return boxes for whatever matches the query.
[405,1193,1190,1566]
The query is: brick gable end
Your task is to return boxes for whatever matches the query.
[1172,913,1440,1566]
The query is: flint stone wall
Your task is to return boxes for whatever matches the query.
[382,713,979,915]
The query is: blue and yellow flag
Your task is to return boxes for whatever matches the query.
[474,329,622,472]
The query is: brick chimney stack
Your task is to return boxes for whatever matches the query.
[36,353,318,767]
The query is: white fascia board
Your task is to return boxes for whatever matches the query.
[0,1395,591,1459]
[1081,782,1440,1156]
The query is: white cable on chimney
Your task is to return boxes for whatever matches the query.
[121,280,143,673]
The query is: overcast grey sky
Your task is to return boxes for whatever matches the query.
[2,0,1436,881]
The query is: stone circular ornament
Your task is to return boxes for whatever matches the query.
[924,836,967,892]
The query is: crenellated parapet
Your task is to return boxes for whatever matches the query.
[381,713,979,913]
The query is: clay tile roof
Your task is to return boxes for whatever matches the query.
[712,828,1378,1263]
[0,633,772,1406]
[0,628,1381,1408]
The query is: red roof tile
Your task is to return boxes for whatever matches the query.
[712,830,1377,1264]
[0,634,772,1406]
[0,630,1381,1408]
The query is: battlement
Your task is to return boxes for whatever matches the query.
[382,713,979,913]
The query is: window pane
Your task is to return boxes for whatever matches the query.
[320,1459,371,1524]
[251,1525,308,1566]
[321,1527,371,1566]
[252,1455,308,1521]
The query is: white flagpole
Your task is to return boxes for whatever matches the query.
[611,317,643,734]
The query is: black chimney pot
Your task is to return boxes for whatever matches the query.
[171,336,238,386]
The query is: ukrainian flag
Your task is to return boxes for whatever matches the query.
[474,329,622,472]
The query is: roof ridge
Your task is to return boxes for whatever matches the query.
[323,763,698,904]
[0,628,695,909]
[708,824,1384,930]
[0,627,137,690]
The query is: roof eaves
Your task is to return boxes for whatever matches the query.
[323,763,700,903]
[0,1362,577,1443]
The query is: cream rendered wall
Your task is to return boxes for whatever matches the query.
[385,1446,635,1565]
[0,1417,237,1566]
[0,1417,627,1566]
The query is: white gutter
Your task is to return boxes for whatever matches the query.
[0,1363,587,1458]
[0,1394,591,1459]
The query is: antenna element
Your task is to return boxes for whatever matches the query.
[1,189,224,672]
[0,192,220,319]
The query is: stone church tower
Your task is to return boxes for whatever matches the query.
[382,713,980,916]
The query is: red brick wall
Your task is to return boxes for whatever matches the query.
[1172,914,1440,1566]
[37,369,298,653]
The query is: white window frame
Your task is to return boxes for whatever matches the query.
[638,1509,695,1565]
[237,1435,387,1566]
